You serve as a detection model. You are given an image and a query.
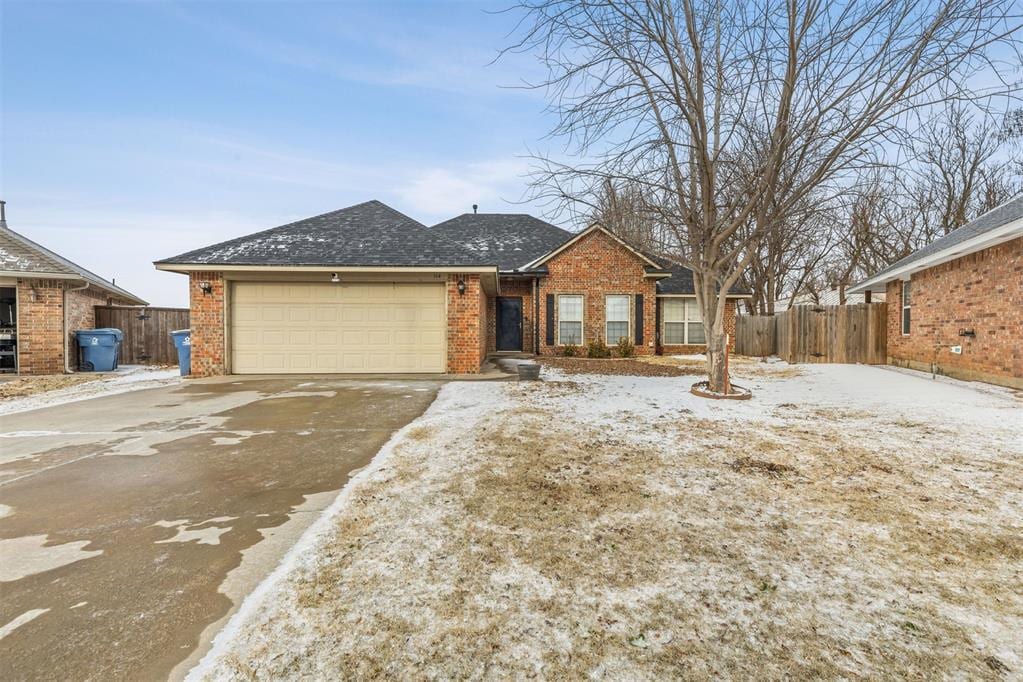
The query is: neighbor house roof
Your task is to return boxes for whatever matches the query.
[778,288,885,307]
[849,194,1023,294]
[430,213,574,271]
[157,200,493,269]
[0,224,147,304]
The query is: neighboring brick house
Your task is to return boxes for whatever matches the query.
[156,200,747,377]
[0,205,147,375]
[849,195,1023,389]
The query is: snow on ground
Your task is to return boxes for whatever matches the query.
[0,367,180,416]
[193,363,1022,680]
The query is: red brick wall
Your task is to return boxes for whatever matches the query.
[885,237,1022,388]
[16,279,66,374]
[188,272,227,377]
[447,274,484,373]
[487,277,535,354]
[537,230,657,356]
[659,299,737,355]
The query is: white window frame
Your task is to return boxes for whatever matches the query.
[557,294,584,346]
[661,297,706,345]
[901,280,911,336]
[605,294,631,344]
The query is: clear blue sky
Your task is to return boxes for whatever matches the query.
[1,1,554,306]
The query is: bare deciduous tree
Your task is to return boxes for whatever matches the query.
[910,104,1020,236]
[507,0,1020,393]
[590,179,669,254]
[813,106,1023,302]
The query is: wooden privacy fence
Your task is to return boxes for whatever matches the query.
[94,306,190,365]
[736,303,887,364]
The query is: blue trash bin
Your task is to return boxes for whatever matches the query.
[75,328,122,372]
[170,329,191,376]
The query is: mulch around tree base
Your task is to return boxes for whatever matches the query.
[537,357,704,377]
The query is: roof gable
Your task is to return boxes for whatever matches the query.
[430,214,574,271]
[0,226,146,304]
[158,200,491,268]
[525,224,664,271]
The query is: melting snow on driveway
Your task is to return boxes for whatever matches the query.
[0,535,103,582]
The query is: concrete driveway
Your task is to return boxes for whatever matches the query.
[0,376,440,681]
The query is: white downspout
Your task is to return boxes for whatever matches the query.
[63,281,90,373]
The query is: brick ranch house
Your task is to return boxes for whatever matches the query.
[850,194,1022,389]
[0,204,147,375]
[155,200,747,376]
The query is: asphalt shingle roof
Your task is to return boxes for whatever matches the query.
[859,194,1023,285]
[430,214,575,271]
[0,226,146,304]
[157,200,492,267]
[158,201,750,297]
[652,262,749,295]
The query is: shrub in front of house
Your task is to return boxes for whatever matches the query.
[615,337,635,358]
[562,344,580,357]
[587,338,612,358]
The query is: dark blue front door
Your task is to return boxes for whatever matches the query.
[496,297,523,351]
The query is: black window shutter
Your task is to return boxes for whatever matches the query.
[545,295,555,345]
[635,294,644,345]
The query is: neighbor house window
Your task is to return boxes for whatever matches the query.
[558,295,583,345]
[605,295,630,343]
[662,298,705,345]
[901,280,911,335]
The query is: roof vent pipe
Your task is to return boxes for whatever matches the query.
[0,200,7,229]
[472,204,478,214]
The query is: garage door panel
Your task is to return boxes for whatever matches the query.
[316,330,338,345]
[289,307,311,322]
[261,329,285,345]
[420,329,444,345]
[341,330,366,345]
[343,355,367,370]
[260,307,285,322]
[342,306,366,322]
[290,330,312,345]
[231,282,446,374]
[315,307,339,322]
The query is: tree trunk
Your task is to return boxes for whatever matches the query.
[705,315,731,394]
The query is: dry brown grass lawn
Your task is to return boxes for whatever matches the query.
[638,353,805,379]
[201,370,1022,681]
[0,373,104,400]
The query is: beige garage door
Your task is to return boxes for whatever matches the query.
[231,282,446,374]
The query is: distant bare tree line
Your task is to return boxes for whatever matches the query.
[589,102,1021,314]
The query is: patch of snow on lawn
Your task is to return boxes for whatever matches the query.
[0,367,180,416]
[192,364,1022,680]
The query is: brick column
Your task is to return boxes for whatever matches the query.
[189,272,227,377]
[446,274,483,374]
[16,278,66,375]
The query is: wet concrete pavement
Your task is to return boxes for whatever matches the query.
[0,376,440,681]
